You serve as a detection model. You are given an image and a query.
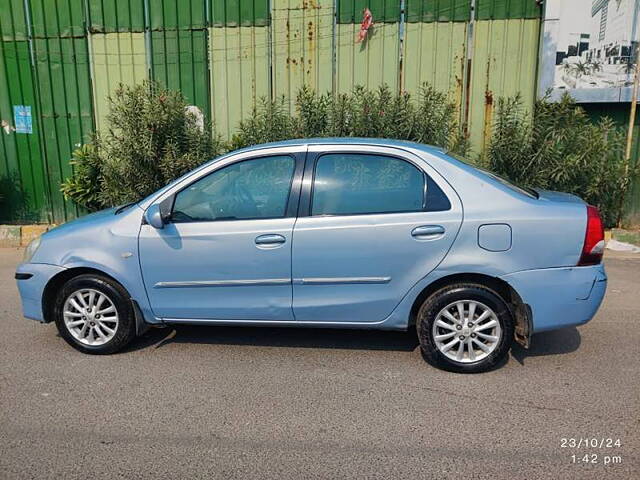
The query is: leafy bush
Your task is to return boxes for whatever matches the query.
[62,81,224,209]
[60,144,103,211]
[64,82,469,211]
[230,96,299,150]
[232,84,468,155]
[64,82,630,225]
[482,94,633,227]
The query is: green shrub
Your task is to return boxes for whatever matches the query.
[231,83,467,154]
[483,94,633,227]
[67,82,634,223]
[63,82,469,211]
[62,81,224,210]
[231,96,299,150]
[60,144,103,211]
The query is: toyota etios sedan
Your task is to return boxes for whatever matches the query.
[16,139,607,372]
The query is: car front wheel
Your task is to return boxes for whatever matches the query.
[417,284,514,373]
[53,274,136,354]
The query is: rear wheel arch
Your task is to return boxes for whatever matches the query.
[409,272,531,347]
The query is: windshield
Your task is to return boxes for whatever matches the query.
[449,154,538,199]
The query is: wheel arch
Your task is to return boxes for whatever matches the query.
[42,267,126,324]
[408,272,532,348]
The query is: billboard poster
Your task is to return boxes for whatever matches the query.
[539,0,640,102]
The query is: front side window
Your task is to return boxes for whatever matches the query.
[172,155,295,222]
[312,153,439,216]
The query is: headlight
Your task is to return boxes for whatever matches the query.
[23,236,42,263]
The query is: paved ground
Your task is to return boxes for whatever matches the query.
[0,248,638,479]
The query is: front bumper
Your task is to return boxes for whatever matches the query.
[502,263,607,333]
[15,262,66,322]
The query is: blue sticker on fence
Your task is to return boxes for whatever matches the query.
[13,105,32,134]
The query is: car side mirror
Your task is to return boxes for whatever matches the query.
[144,204,165,229]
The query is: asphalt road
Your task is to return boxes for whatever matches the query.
[0,248,638,479]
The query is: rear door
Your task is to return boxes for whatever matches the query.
[291,144,462,323]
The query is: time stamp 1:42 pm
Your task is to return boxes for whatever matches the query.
[560,438,623,466]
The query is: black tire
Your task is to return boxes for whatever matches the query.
[417,283,514,373]
[53,274,136,354]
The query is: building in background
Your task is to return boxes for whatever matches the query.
[541,0,639,100]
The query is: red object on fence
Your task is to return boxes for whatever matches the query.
[356,8,373,43]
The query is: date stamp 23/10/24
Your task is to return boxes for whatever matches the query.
[560,438,624,466]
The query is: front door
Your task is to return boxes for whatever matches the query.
[292,147,463,323]
[139,153,302,320]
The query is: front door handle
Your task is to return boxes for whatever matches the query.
[255,234,286,246]
[411,225,445,239]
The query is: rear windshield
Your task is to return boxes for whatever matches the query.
[449,154,538,199]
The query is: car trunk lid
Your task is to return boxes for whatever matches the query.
[534,189,586,204]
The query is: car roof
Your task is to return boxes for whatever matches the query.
[231,137,446,156]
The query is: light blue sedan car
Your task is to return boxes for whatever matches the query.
[15,139,607,372]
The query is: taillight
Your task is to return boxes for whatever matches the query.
[578,205,605,266]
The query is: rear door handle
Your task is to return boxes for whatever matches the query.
[411,225,445,239]
[255,234,286,246]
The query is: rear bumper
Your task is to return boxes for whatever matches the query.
[501,264,607,333]
[15,262,66,322]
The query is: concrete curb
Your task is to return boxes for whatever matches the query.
[0,225,53,248]
[611,228,640,248]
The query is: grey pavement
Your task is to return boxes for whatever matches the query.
[0,248,638,479]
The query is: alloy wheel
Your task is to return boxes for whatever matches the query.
[62,289,119,346]
[431,300,502,363]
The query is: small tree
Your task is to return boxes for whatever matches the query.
[62,81,224,210]
[483,93,633,227]
[231,83,467,155]
[230,96,299,150]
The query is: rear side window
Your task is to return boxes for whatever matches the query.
[311,153,450,216]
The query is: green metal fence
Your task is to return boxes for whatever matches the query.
[0,0,637,225]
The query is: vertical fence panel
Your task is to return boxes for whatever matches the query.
[475,0,542,20]
[149,0,208,30]
[151,29,210,119]
[466,18,540,153]
[0,40,49,222]
[33,37,94,222]
[1,0,29,41]
[406,0,471,22]
[28,0,85,38]
[403,21,467,105]
[210,25,270,139]
[271,0,334,112]
[337,0,400,23]
[91,33,147,131]
[88,0,146,33]
[336,22,400,93]
[212,0,270,27]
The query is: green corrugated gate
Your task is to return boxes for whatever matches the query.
[1,0,94,223]
[1,0,638,224]
[0,40,48,222]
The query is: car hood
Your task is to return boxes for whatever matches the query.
[31,204,144,266]
[45,207,120,237]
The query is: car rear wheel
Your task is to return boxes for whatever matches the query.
[53,274,136,354]
[417,284,514,373]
